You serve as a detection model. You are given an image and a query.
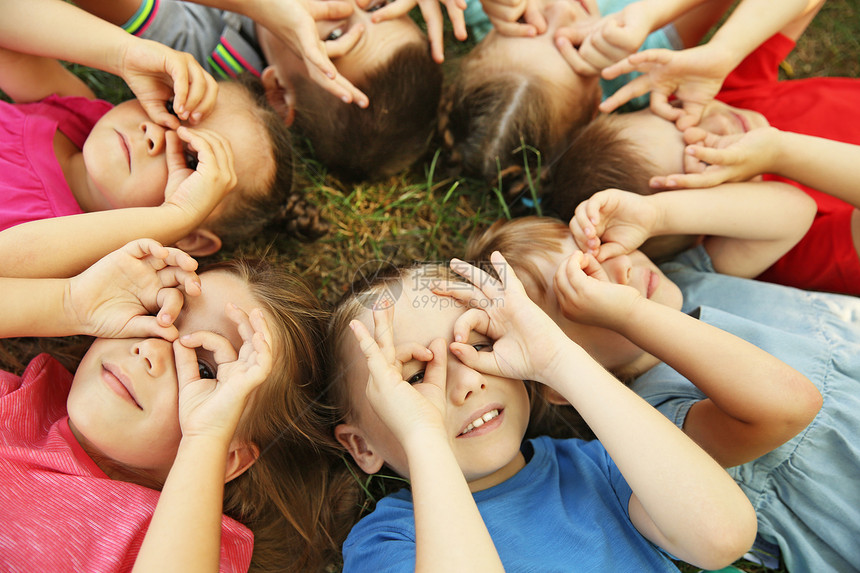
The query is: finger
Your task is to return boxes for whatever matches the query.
[681,126,709,146]
[593,240,628,262]
[431,280,488,311]
[446,0,469,41]
[155,265,203,297]
[173,338,204,386]
[394,342,434,365]
[325,23,365,58]
[128,316,180,342]
[598,74,650,113]
[557,37,601,77]
[298,29,338,80]
[449,257,503,297]
[180,329,240,365]
[648,91,683,122]
[372,307,397,363]
[418,0,445,63]
[309,0,354,21]
[422,337,449,389]
[122,238,169,261]
[599,55,637,81]
[554,25,589,47]
[579,251,610,280]
[675,104,705,130]
[164,129,193,176]
[522,2,547,35]
[187,67,219,124]
[452,307,491,344]
[350,319,398,379]
[157,246,200,275]
[244,309,274,380]
[449,339,499,376]
[579,0,599,15]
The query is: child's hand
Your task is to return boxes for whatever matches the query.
[256,0,369,107]
[350,308,451,444]
[555,0,650,77]
[479,0,547,38]
[66,239,200,341]
[437,254,571,384]
[552,250,639,329]
[119,38,219,128]
[163,126,237,225]
[173,305,273,442]
[599,45,729,129]
[358,0,468,62]
[650,126,780,189]
[569,188,659,261]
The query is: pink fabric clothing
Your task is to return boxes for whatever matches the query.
[0,95,111,232]
[0,354,254,572]
[717,34,860,295]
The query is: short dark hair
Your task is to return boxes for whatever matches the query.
[291,42,442,182]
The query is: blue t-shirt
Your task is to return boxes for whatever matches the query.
[632,246,860,573]
[342,436,678,572]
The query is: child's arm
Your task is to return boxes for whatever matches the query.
[599,0,822,127]
[569,182,816,278]
[654,126,860,212]
[551,251,821,469]
[0,46,94,102]
[0,238,199,340]
[348,309,505,572]
[0,0,217,127]
[0,126,235,279]
[441,254,758,570]
[134,305,272,572]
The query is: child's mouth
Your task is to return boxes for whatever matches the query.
[459,408,501,437]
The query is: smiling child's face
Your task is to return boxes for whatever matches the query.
[339,273,531,492]
[67,270,269,484]
[79,83,273,217]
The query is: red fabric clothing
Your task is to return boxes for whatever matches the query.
[0,95,110,232]
[717,34,860,294]
[0,354,254,572]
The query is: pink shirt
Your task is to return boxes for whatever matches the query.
[0,95,111,232]
[0,354,254,572]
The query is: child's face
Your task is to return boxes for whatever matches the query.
[67,270,267,483]
[258,0,424,90]
[475,0,600,114]
[81,83,273,216]
[342,276,531,492]
[524,236,683,372]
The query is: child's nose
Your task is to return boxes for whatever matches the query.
[139,121,166,155]
[603,255,633,285]
[447,358,487,406]
[132,338,173,377]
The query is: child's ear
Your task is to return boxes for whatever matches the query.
[335,423,385,475]
[174,229,222,257]
[543,388,570,406]
[224,440,260,483]
[261,66,295,127]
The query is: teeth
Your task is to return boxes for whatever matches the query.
[460,409,500,436]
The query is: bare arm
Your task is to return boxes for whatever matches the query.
[570,182,816,278]
[0,47,94,102]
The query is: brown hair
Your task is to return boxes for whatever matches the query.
[205,74,329,245]
[291,42,443,182]
[544,114,698,260]
[439,46,600,201]
[205,258,356,573]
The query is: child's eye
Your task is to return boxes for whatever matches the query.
[473,342,493,352]
[198,359,216,380]
[183,148,199,170]
[326,27,345,42]
[366,0,391,12]
[405,370,425,385]
[166,99,179,118]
